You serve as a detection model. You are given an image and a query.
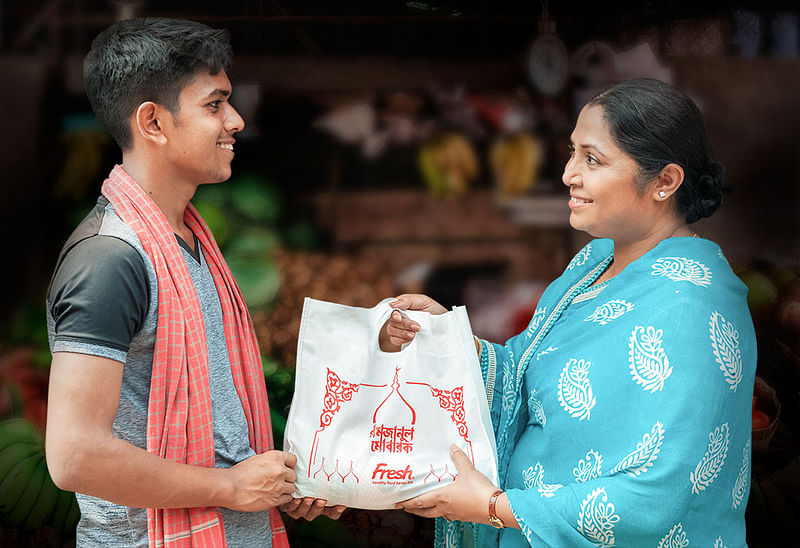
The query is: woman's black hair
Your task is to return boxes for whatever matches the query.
[588,78,730,223]
[83,17,233,150]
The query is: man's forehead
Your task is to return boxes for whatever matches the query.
[181,69,232,99]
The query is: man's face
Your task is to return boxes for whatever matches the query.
[163,69,245,185]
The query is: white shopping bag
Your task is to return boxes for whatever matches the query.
[284,298,498,510]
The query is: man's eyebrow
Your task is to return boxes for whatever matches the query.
[202,89,231,100]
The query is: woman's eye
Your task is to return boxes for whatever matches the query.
[586,154,599,165]
[568,145,576,156]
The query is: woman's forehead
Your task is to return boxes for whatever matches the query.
[571,105,614,147]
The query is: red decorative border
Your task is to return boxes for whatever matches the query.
[407,382,474,463]
[319,368,362,428]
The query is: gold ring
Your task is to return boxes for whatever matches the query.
[444,517,452,523]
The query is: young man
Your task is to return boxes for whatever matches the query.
[45,17,342,547]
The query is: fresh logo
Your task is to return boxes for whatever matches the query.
[372,463,413,482]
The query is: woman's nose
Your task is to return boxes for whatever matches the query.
[562,157,579,187]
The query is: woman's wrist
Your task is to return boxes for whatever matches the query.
[495,491,520,529]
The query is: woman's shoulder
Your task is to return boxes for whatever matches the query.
[645,237,743,290]
[628,237,752,326]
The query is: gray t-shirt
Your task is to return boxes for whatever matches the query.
[46,197,271,547]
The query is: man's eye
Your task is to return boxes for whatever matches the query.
[208,100,221,109]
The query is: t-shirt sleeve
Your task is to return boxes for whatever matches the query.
[48,235,149,363]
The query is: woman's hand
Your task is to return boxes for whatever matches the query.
[278,497,346,521]
[395,445,515,526]
[378,294,447,352]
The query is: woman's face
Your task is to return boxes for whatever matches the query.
[562,104,659,243]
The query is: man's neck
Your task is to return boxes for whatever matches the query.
[120,153,197,242]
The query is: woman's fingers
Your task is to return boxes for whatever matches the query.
[386,310,420,345]
[389,310,420,331]
[449,445,474,473]
[402,506,443,519]
[390,294,447,315]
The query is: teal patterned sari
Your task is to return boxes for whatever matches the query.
[436,237,755,548]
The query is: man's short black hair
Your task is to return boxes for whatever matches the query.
[83,17,233,150]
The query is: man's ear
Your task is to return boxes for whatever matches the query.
[653,163,685,202]
[132,101,168,146]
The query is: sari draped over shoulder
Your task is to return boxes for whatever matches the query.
[436,237,756,548]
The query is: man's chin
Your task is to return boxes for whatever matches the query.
[199,171,233,185]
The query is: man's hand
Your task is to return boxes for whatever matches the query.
[279,497,346,521]
[379,294,447,352]
[226,451,297,512]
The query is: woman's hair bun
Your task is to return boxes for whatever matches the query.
[678,161,730,224]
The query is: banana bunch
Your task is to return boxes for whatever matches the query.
[489,132,541,201]
[418,132,479,199]
[0,418,80,532]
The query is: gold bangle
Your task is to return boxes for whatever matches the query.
[488,489,505,529]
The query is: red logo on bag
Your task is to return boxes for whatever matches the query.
[372,463,414,484]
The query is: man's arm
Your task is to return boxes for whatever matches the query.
[45,352,296,511]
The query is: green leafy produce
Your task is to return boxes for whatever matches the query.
[231,175,282,222]
[270,408,287,447]
[192,201,231,248]
[283,221,319,250]
[225,256,280,309]
[8,303,49,348]
[226,227,280,257]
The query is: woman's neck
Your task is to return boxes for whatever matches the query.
[596,222,695,284]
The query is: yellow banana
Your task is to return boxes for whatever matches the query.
[489,139,506,193]
[418,143,447,197]
[502,138,523,199]
[22,458,59,530]
[2,454,46,526]
[514,133,536,194]
[448,133,479,181]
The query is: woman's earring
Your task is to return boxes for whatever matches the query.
[658,191,666,198]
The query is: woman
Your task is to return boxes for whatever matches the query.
[380,79,756,547]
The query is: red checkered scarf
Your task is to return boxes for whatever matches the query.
[102,165,289,548]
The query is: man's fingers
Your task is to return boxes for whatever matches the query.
[323,505,346,520]
[281,480,296,495]
[278,498,302,513]
[278,493,294,506]
[284,452,298,468]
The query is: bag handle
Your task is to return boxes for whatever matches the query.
[372,298,432,355]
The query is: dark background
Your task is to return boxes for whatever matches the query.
[1,1,798,547]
